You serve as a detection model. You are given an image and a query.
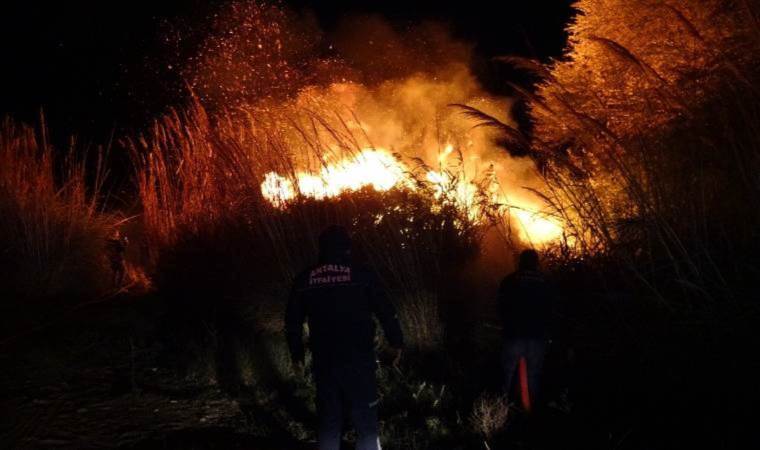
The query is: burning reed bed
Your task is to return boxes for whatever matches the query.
[127,99,488,291]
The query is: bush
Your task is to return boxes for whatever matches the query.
[470,393,509,443]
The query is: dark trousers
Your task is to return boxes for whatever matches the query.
[313,362,381,450]
[502,338,547,405]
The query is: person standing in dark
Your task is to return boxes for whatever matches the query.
[286,225,404,450]
[106,229,129,287]
[498,249,555,410]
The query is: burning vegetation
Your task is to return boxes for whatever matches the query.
[136,11,568,255]
[259,143,562,244]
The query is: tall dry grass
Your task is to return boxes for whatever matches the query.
[513,0,760,297]
[0,117,115,329]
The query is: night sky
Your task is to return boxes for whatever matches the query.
[0,1,575,142]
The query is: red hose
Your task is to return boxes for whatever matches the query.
[518,356,532,413]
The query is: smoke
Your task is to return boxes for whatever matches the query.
[330,15,471,84]
[171,1,556,245]
[282,65,539,201]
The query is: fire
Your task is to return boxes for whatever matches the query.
[261,149,409,205]
[260,146,564,245]
[170,1,567,247]
[512,209,564,246]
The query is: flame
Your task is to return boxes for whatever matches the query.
[512,209,564,246]
[261,146,564,245]
[261,149,409,204]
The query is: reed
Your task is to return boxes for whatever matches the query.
[0,116,115,324]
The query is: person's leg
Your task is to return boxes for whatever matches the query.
[524,339,547,407]
[502,339,522,399]
[345,363,381,450]
[315,365,343,450]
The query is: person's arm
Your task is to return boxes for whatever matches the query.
[285,280,306,368]
[367,271,404,352]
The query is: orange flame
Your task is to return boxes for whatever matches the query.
[261,146,564,245]
[261,149,409,204]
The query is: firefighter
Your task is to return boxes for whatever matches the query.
[498,249,556,411]
[286,225,404,450]
[107,229,129,287]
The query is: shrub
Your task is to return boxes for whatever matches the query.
[470,393,509,446]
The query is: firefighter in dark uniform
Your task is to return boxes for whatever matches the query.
[286,225,404,450]
[498,249,556,410]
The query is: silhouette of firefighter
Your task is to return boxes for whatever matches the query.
[286,225,404,450]
[107,229,129,287]
[498,249,556,411]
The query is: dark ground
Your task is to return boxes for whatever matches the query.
[3,273,758,449]
[0,293,316,450]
